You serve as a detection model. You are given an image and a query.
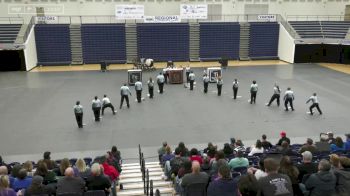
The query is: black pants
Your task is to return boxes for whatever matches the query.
[268,94,280,106]
[75,113,83,128]
[217,85,222,96]
[158,83,164,94]
[102,103,115,115]
[285,98,294,111]
[204,82,208,93]
[149,87,154,98]
[186,72,190,83]
[164,74,168,84]
[310,103,322,114]
[190,80,194,90]
[120,95,130,109]
[233,88,238,99]
[136,90,142,103]
[250,91,257,104]
[93,107,101,121]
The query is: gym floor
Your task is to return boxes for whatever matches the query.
[1,61,349,163]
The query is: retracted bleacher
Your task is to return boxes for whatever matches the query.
[199,22,240,60]
[249,22,279,60]
[0,24,22,44]
[137,23,189,61]
[81,24,126,64]
[35,24,72,66]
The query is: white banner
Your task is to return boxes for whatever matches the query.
[115,5,144,19]
[257,15,276,22]
[180,4,207,19]
[144,15,181,23]
[36,16,58,22]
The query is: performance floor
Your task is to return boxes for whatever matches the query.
[1,62,350,162]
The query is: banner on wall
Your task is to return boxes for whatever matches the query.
[144,15,181,23]
[180,4,208,19]
[257,15,277,22]
[115,5,144,19]
[36,16,58,22]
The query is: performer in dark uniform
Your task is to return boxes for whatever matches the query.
[203,74,209,93]
[148,77,154,99]
[92,96,102,121]
[74,101,83,128]
[189,71,195,91]
[306,93,322,115]
[217,76,223,96]
[120,83,132,109]
[266,83,281,106]
[284,87,295,111]
[135,79,143,103]
[232,79,239,99]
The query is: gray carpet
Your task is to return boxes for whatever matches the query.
[1,63,349,161]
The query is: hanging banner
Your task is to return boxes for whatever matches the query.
[36,16,58,22]
[257,15,277,22]
[180,4,208,19]
[144,15,181,23]
[115,5,144,19]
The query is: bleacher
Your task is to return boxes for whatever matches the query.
[137,23,189,61]
[35,24,72,66]
[81,24,126,64]
[289,21,350,39]
[199,22,240,60]
[0,24,22,43]
[249,22,279,59]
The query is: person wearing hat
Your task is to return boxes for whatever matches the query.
[276,131,291,146]
[306,93,322,115]
[73,101,83,128]
[43,151,57,170]
[24,175,55,196]
[345,134,350,151]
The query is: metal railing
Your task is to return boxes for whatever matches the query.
[17,16,36,44]
[287,15,347,21]
[0,17,24,24]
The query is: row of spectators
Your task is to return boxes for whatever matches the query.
[157,131,350,195]
[0,146,121,196]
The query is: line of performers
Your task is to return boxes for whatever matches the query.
[73,70,323,128]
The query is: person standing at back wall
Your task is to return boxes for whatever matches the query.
[232,79,239,99]
[157,72,165,94]
[189,71,195,91]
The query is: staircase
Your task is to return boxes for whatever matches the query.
[69,24,83,65]
[125,23,138,63]
[189,23,200,61]
[118,161,175,196]
[239,22,250,61]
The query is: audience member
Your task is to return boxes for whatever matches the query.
[101,156,119,181]
[181,161,209,194]
[0,175,16,196]
[228,150,249,170]
[305,159,336,196]
[201,156,211,175]
[233,140,246,152]
[169,148,188,177]
[42,151,57,170]
[238,174,259,196]
[258,158,293,196]
[279,156,302,196]
[210,150,227,175]
[210,159,229,181]
[10,164,22,179]
[174,159,192,194]
[247,159,267,180]
[277,131,291,145]
[34,160,57,184]
[110,146,121,163]
[327,132,336,145]
[248,140,264,156]
[203,142,216,155]
[57,158,71,176]
[330,137,345,152]
[207,164,239,196]
[176,142,189,157]
[22,161,34,177]
[222,143,233,158]
[12,168,32,192]
[297,151,318,183]
[107,151,122,174]
[333,156,350,196]
[261,134,273,149]
[158,142,167,161]
[75,158,91,179]
[162,146,175,166]
[0,166,14,187]
[299,138,318,154]
[189,148,203,165]
[86,163,111,196]
[330,154,340,169]
[276,141,295,156]
[24,175,54,196]
[344,134,350,151]
[56,167,85,195]
[229,138,236,150]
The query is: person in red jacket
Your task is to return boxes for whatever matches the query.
[190,148,203,165]
[101,156,119,181]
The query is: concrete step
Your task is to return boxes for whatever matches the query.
[122,167,163,174]
[120,171,163,179]
[123,162,160,167]
[122,181,172,190]
[118,187,174,196]
[119,176,163,184]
